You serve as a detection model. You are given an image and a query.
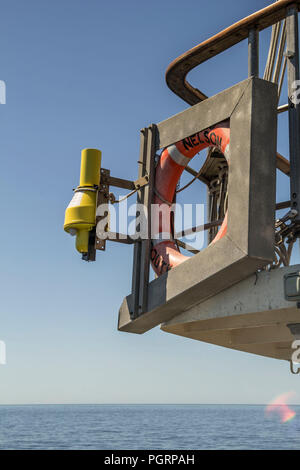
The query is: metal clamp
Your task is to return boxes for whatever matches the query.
[73,185,98,193]
[134,174,149,190]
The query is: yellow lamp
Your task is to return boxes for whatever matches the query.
[64,148,102,254]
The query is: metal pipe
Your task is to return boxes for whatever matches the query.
[278,103,289,113]
[278,55,288,98]
[273,21,287,84]
[248,27,259,77]
[264,22,281,80]
[175,219,224,239]
[264,24,277,80]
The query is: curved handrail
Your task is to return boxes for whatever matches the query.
[166,0,300,105]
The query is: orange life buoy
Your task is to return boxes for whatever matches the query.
[151,120,230,276]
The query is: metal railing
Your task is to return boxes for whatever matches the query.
[166,0,300,105]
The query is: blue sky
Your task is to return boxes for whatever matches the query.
[0,0,299,404]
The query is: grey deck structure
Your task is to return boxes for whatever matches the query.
[161,265,300,362]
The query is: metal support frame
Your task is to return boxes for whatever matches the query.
[95,168,110,253]
[93,168,150,255]
[248,27,259,78]
[100,173,149,192]
[287,4,300,224]
[131,126,156,319]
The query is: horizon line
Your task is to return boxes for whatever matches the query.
[0,403,297,406]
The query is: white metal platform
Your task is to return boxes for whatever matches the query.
[161,265,300,361]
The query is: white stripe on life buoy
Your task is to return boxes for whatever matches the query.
[168,145,191,167]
